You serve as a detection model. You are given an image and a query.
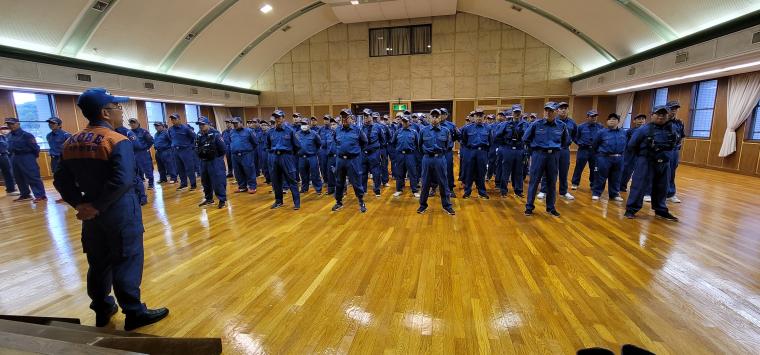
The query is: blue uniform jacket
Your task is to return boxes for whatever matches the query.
[8,129,40,156]
[318,126,334,152]
[461,123,491,149]
[419,125,451,155]
[46,129,72,157]
[392,127,419,152]
[169,124,196,148]
[628,122,678,157]
[229,127,257,153]
[442,120,460,150]
[130,127,153,152]
[493,120,526,147]
[297,130,321,156]
[267,125,301,153]
[575,121,603,147]
[671,119,686,149]
[593,128,627,155]
[153,130,172,151]
[0,135,9,154]
[334,125,368,156]
[196,128,226,159]
[523,119,569,150]
[558,117,577,149]
[361,123,385,152]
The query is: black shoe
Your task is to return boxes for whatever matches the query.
[417,206,427,214]
[515,192,524,198]
[293,205,300,210]
[189,186,197,191]
[176,186,187,191]
[140,200,147,206]
[621,344,655,355]
[449,192,456,198]
[270,202,284,209]
[624,211,636,219]
[524,209,533,216]
[462,194,471,199]
[124,308,169,331]
[13,195,33,202]
[655,212,679,222]
[300,189,308,193]
[479,194,490,200]
[332,203,344,211]
[547,209,561,217]
[500,193,508,198]
[217,200,226,209]
[235,188,248,193]
[157,180,168,184]
[359,202,367,213]
[198,199,214,207]
[620,189,628,193]
[444,207,456,215]
[146,185,154,190]
[95,304,118,327]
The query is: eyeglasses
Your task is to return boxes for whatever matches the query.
[104,104,123,111]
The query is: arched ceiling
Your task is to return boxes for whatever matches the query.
[1,0,758,90]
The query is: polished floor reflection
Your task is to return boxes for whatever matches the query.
[1,164,759,354]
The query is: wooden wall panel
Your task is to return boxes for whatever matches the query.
[571,96,593,119]
[330,104,349,116]
[0,90,15,119]
[739,143,760,174]
[681,139,697,163]
[596,95,617,116]
[693,140,710,165]
[454,100,474,126]
[631,90,652,116]
[244,107,259,120]
[295,106,312,117]
[54,95,85,132]
[135,101,149,128]
[313,105,330,118]
[477,99,497,107]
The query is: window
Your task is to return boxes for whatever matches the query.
[369,24,431,57]
[185,104,201,133]
[145,101,165,135]
[622,105,633,129]
[653,87,668,107]
[11,91,56,150]
[690,79,718,138]
[748,101,760,140]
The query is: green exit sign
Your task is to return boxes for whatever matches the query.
[392,104,408,111]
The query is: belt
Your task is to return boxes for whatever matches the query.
[508,145,523,150]
[300,153,316,158]
[425,152,443,158]
[578,145,593,149]
[400,150,413,154]
[363,149,376,154]
[469,146,487,150]
[174,146,192,150]
[601,153,623,157]
[274,150,292,155]
[339,153,359,159]
[234,150,253,155]
[0,152,8,156]
[533,148,558,153]
[328,153,336,157]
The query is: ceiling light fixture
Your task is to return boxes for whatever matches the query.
[607,60,760,93]
[260,4,272,13]
[350,0,359,4]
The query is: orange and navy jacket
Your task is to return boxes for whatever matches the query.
[53,120,137,214]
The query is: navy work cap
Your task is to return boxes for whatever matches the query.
[4,117,19,124]
[230,117,242,123]
[77,87,129,120]
[511,104,523,112]
[557,102,569,108]
[271,110,285,118]
[46,117,63,125]
[608,113,620,120]
[440,108,449,114]
[197,116,211,125]
[586,110,598,117]
[152,122,164,126]
[544,102,557,110]
[666,100,681,109]
[652,105,669,114]
[430,108,441,116]
[169,113,180,120]
[340,108,352,116]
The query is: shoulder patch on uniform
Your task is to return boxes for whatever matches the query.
[63,127,125,161]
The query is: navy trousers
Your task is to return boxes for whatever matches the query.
[258,148,270,183]
[540,147,571,195]
[626,156,670,214]
[135,151,154,186]
[395,152,419,193]
[12,153,45,198]
[201,158,227,202]
[498,146,524,195]
[156,149,177,182]
[225,149,234,176]
[526,150,559,212]
[270,153,300,207]
[0,154,16,193]
[619,151,636,192]
[593,155,623,198]
[361,150,382,195]
[487,146,498,181]
[318,150,335,193]
[419,155,451,209]
[571,147,596,188]
[667,149,680,197]
[298,154,323,193]
[50,155,61,174]
[335,155,364,203]
[445,150,455,191]
[174,147,197,188]
[380,147,389,184]
[232,151,257,190]
[462,148,488,196]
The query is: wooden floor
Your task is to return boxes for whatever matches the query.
[1,164,760,354]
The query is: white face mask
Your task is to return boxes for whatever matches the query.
[301,125,309,132]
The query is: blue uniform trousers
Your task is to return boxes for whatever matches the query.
[1,154,16,193]
[388,148,398,183]
[156,149,177,182]
[298,154,323,193]
[270,153,300,207]
[522,150,530,183]
[571,147,596,188]
[258,148,270,183]
[462,148,488,196]
[50,155,61,174]
[12,153,45,198]
[526,150,559,212]
[232,151,257,190]
[380,147,389,184]
[335,155,364,203]
[626,156,670,214]
[593,154,623,198]
[445,150,455,191]
[135,151,154,186]
[201,158,227,202]
[225,150,234,176]
[619,152,636,192]
[458,147,467,182]
[419,155,452,209]
[540,147,571,195]
[498,146,524,195]
[667,150,680,197]
[361,150,382,195]
[174,147,197,188]
[487,146,498,181]
[318,151,335,193]
[395,151,419,193]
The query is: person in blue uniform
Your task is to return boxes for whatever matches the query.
[540,102,577,200]
[332,109,367,213]
[128,118,155,190]
[361,112,386,197]
[53,87,168,331]
[666,100,685,203]
[114,122,147,206]
[377,113,392,187]
[486,114,499,184]
[494,106,527,198]
[591,113,627,201]
[229,117,258,194]
[624,106,679,221]
[221,119,234,178]
[169,113,197,191]
[45,117,72,175]
[460,109,491,199]
[458,112,474,184]
[296,122,323,194]
[620,114,647,192]
[247,119,261,178]
[5,117,46,202]
[417,109,455,215]
[257,120,271,184]
[571,110,603,191]
[318,115,336,195]
[389,113,402,181]
[153,122,177,184]
[440,108,459,197]
[522,112,537,183]
[523,102,569,217]
[391,115,419,198]
[0,125,19,196]
[267,110,301,210]
[195,117,227,209]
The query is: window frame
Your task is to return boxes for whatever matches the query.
[747,100,760,141]
[652,87,668,108]
[185,104,201,133]
[145,101,166,136]
[368,24,432,58]
[688,79,718,139]
[10,91,57,150]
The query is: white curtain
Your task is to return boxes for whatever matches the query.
[213,107,232,129]
[719,72,760,157]
[122,100,139,127]
[615,92,635,128]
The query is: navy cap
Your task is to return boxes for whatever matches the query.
[261,120,270,125]
[197,116,211,125]
[430,108,441,116]
[292,113,301,118]
[634,113,647,119]
[557,102,569,108]
[323,114,331,120]
[371,112,381,118]
[486,114,496,119]
[403,110,411,116]
[340,108,352,116]
[666,100,681,109]
[652,105,669,114]
[544,102,557,110]
[511,104,523,112]
[607,113,620,120]
[77,87,129,120]
[330,118,338,123]
[246,119,255,123]
[4,117,19,124]
[529,113,537,117]
[586,110,598,117]
[152,122,164,126]
[46,117,63,125]
[272,110,285,118]
[231,117,242,123]
[128,118,138,123]
[169,113,180,119]
[401,116,409,122]
[440,108,449,114]
[362,108,373,115]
